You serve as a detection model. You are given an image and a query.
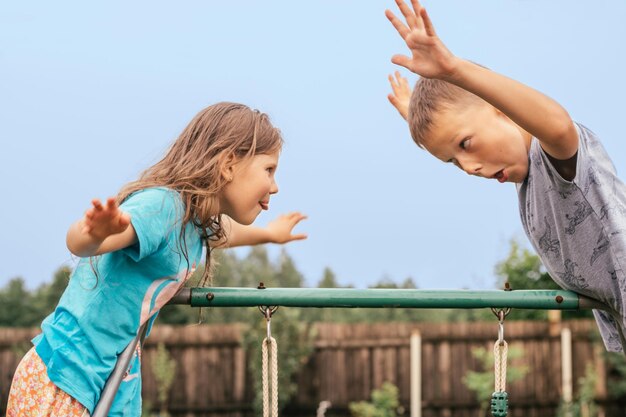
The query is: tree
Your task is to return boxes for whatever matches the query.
[0,278,39,326]
[349,382,402,417]
[317,267,340,288]
[495,240,592,320]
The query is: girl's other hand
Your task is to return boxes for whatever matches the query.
[388,71,412,120]
[82,197,131,240]
[266,212,308,244]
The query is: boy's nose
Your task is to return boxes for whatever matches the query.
[457,157,482,176]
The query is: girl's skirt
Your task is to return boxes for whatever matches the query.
[7,347,90,417]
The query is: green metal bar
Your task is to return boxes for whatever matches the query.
[168,287,605,310]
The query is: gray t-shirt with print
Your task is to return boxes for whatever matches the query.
[517,123,626,352]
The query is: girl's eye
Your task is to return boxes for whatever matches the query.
[460,138,471,150]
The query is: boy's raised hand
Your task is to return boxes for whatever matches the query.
[385,0,456,80]
[82,197,131,240]
[388,71,412,120]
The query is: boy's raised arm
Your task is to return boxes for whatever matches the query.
[388,71,412,121]
[385,0,578,160]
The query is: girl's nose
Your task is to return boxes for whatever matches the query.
[270,179,279,194]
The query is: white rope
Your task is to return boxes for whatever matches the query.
[493,339,508,392]
[262,336,278,417]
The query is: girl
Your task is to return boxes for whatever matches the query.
[7,102,307,417]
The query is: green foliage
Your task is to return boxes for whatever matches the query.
[463,345,528,416]
[349,382,402,417]
[151,342,177,417]
[604,351,626,398]
[0,266,70,327]
[495,240,592,320]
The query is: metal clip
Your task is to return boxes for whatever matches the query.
[258,305,279,339]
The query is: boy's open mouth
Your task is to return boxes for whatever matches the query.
[493,169,508,183]
[259,201,269,210]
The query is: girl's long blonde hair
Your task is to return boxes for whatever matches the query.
[117,102,283,284]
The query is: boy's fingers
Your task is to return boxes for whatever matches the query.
[391,54,412,71]
[396,0,421,30]
[385,9,410,39]
[290,233,308,241]
[92,199,103,210]
[421,7,436,36]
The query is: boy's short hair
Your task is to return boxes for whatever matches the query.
[408,78,483,148]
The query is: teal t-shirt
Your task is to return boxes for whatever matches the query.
[33,187,203,416]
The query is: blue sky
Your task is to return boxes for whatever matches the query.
[1,1,625,290]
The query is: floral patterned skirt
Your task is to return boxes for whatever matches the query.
[7,347,90,417]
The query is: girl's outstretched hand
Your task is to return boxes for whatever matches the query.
[82,197,131,240]
[385,0,457,80]
[388,71,412,120]
[266,212,308,244]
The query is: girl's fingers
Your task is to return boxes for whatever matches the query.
[92,199,103,211]
[106,197,117,209]
[290,233,308,241]
[118,215,131,227]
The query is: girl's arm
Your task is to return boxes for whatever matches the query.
[66,198,137,257]
[386,0,578,159]
[212,212,307,248]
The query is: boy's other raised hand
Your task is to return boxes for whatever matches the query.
[388,71,412,120]
[82,197,131,240]
[385,0,456,80]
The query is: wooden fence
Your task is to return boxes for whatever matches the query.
[1,320,625,417]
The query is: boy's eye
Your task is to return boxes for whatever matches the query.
[448,158,461,169]
[460,137,471,150]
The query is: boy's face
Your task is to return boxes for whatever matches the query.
[422,103,532,183]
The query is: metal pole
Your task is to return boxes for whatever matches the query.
[169,288,594,310]
[92,321,147,417]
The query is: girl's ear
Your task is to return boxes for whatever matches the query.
[220,154,239,182]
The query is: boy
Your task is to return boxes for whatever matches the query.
[385,0,626,352]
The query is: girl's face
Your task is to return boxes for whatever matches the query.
[219,151,280,225]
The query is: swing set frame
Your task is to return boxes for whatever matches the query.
[92,287,621,417]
